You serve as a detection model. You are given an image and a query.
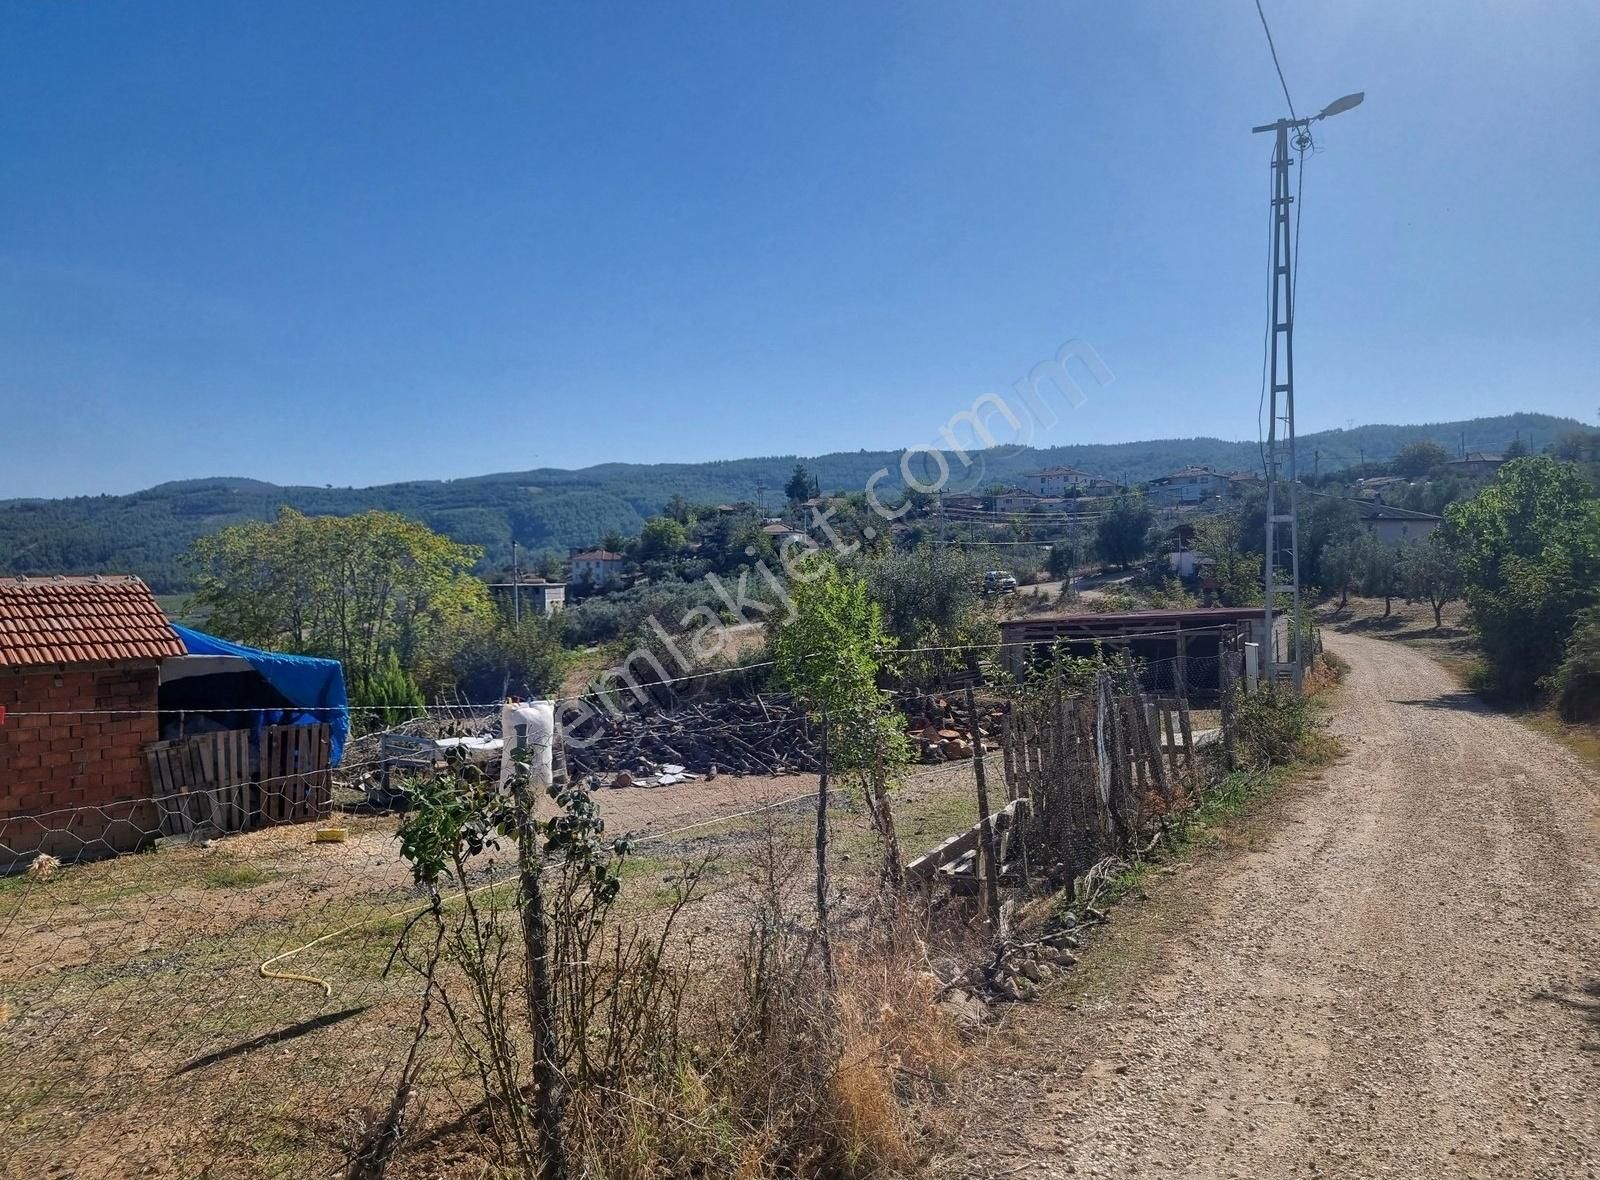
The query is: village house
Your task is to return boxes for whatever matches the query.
[1352,499,1443,543]
[0,576,185,869]
[1353,474,1410,501]
[761,520,808,546]
[568,548,626,585]
[1446,451,1506,479]
[491,576,567,617]
[993,487,1064,514]
[1024,465,1119,498]
[940,493,986,512]
[1146,464,1229,505]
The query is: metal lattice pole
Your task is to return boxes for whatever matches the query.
[1256,116,1304,692]
[1254,91,1363,692]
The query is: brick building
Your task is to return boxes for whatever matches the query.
[0,576,185,870]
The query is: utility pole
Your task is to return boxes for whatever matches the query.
[1253,90,1363,693]
[511,538,521,624]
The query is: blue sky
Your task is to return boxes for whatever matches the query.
[2,1,1596,497]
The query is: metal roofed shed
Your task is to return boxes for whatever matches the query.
[997,606,1287,700]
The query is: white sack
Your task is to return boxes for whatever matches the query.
[499,699,555,794]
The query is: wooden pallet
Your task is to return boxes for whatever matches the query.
[144,729,251,836]
[259,723,332,825]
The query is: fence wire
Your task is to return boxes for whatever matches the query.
[0,652,1247,1178]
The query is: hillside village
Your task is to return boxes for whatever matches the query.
[5,418,1600,1178]
[6,4,1600,1177]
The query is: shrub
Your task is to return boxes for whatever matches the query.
[1549,607,1600,722]
[563,581,726,647]
[1446,457,1600,699]
[1233,683,1320,769]
[423,614,567,702]
[349,650,426,733]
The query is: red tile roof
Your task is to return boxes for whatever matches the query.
[0,576,185,669]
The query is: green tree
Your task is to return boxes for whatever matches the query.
[1504,438,1529,459]
[863,546,993,686]
[1395,440,1451,477]
[784,463,816,505]
[771,560,909,884]
[1357,535,1405,616]
[1400,533,1464,628]
[1190,510,1261,606]
[186,508,490,682]
[1445,456,1600,698]
[663,494,693,525]
[634,516,688,561]
[1551,429,1600,463]
[349,649,427,732]
[1320,537,1361,608]
[1095,494,1155,569]
[425,614,567,702]
[1300,496,1362,587]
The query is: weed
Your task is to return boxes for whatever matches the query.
[200,862,277,890]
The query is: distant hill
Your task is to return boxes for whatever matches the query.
[0,412,1581,592]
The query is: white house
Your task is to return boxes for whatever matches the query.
[569,549,626,585]
[1353,500,1443,544]
[1025,466,1118,498]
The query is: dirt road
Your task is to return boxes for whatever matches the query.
[949,632,1600,1179]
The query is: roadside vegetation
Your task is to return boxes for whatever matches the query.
[1316,452,1600,767]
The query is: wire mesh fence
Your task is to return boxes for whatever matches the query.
[0,650,1249,1178]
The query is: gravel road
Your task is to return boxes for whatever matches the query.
[947,632,1600,1179]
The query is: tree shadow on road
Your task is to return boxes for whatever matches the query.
[1391,692,1487,713]
[1531,980,1600,1051]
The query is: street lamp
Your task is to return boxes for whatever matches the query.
[1318,91,1365,120]
[1252,90,1364,691]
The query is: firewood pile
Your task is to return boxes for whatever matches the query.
[566,697,819,786]
[900,693,1006,764]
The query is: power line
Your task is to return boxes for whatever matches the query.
[1252,0,1298,122]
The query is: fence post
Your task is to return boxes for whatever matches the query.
[511,720,568,1180]
[1131,684,1172,803]
[814,712,836,987]
[1000,707,1017,802]
[1219,642,1239,772]
[963,688,1003,934]
[1101,674,1132,852]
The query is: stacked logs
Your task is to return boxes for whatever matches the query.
[900,692,1007,764]
[565,697,819,784]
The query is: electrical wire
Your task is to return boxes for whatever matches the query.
[1252,0,1298,123]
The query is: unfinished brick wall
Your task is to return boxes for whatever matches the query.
[0,663,161,868]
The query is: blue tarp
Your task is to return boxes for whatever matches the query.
[173,625,350,765]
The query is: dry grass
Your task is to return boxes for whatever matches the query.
[0,761,988,1179]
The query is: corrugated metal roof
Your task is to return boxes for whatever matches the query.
[0,576,184,668]
[1000,606,1264,631]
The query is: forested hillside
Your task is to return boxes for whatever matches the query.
[0,412,1580,591]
